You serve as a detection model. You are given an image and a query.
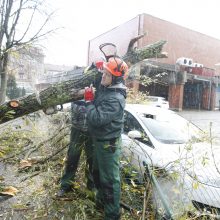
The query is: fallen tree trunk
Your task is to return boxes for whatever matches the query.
[0,39,167,124]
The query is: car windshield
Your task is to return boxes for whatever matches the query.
[139,112,201,144]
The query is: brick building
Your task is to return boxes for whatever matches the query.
[88,14,220,111]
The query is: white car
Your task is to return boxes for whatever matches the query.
[121,104,220,217]
[146,96,169,109]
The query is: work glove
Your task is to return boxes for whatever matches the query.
[84,85,95,102]
[95,60,104,71]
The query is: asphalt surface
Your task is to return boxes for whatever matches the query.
[177,109,220,140]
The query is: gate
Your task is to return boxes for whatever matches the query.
[183,82,203,109]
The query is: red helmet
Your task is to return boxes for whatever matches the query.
[103,57,128,79]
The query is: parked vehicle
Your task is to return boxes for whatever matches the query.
[121,104,220,217]
[146,96,169,109]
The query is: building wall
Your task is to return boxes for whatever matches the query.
[88,14,220,110]
[169,84,184,111]
[140,14,220,70]
[89,13,220,70]
[88,16,140,64]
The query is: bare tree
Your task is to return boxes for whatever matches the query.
[0,0,55,103]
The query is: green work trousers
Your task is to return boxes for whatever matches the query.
[60,127,94,191]
[93,136,122,220]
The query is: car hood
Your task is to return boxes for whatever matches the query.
[152,141,220,184]
[121,135,220,211]
[122,134,220,181]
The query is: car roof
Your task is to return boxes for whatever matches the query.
[125,104,174,116]
[147,96,165,99]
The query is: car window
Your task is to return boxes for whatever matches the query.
[140,112,201,144]
[124,110,152,146]
[124,110,143,133]
[142,118,187,144]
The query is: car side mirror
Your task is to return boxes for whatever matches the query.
[128,130,142,139]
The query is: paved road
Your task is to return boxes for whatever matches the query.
[177,110,220,140]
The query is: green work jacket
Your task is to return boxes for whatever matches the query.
[86,84,126,140]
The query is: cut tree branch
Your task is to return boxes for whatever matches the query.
[0,38,167,124]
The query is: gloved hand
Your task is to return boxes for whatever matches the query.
[84,60,103,73]
[84,85,95,102]
[95,61,103,71]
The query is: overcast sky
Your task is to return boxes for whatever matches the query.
[42,0,220,67]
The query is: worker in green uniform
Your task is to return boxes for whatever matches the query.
[56,61,103,197]
[84,57,128,220]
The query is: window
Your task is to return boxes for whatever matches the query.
[124,110,152,146]
[124,111,143,133]
[19,72,24,79]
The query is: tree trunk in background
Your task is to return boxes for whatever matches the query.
[0,53,9,104]
[0,39,167,125]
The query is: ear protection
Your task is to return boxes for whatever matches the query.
[113,57,125,76]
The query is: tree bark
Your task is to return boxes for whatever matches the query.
[0,52,9,103]
[0,39,167,124]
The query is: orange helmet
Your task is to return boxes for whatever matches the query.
[103,57,128,79]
